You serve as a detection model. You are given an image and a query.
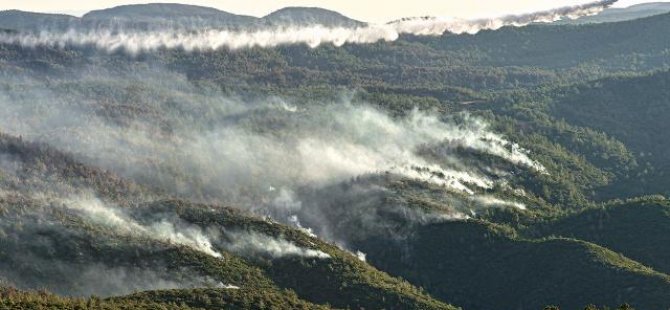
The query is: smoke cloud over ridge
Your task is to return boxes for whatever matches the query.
[62,195,331,260]
[0,1,609,301]
[64,195,223,258]
[0,70,544,203]
[0,0,616,53]
[0,67,544,259]
[223,230,331,259]
[0,192,237,297]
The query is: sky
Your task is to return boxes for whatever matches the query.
[0,0,666,23]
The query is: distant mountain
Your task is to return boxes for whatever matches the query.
[0,5,369,33]
[26,4,371,30]
[81,4,366,30]
[81,3,259,29]
[0,10,78,31]
[262,7,365,27]
[556,2,670,24]
[84,3,237,20]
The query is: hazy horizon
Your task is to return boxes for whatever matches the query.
[1,0,667,23]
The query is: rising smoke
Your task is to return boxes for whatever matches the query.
[0,194,237,297]
[0,0,593,299]
[63,195,223,258]
[0,187,330,294]
[0,68,543,247]
[1,263,232,297]
[0,70,543,201]
[0,1,616,53]
[63,194,331,259]
[222,230,330,259]
[471,195,527,211]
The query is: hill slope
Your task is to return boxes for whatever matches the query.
[3,5,670,309]
[543,69,670,196]
[82,3,258,29]
[0,10,77,31]
[421,12,670,70]
[262,7,365,27]
[0,192,452,309]
[359,220,670,310]
[527,198,670,275]
[0,130,452,309]
[0,286,327,309]
[557,2,670,24]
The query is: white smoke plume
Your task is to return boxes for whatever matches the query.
[63,196,330,260]
[441,114,548,173]
[0,69,543,250]
[63,196,223,258]
[0,193,242,297]
[1,263,233,297]
[0,1,616,53]
[287,214,317,238]
[389,0,617,35]
[57,193,329,260]
[356,251,367,262]
[222,230,331,259]
[471,195,527,210]
[71,266,231,297]
[0,71,544,200]
[220,284,241,290]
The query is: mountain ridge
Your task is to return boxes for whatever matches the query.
[262,6,365,27]
[2,2,670,309]
[0,4,366,31]
[556,2,670,24]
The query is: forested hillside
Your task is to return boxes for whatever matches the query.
[1,2,670,309]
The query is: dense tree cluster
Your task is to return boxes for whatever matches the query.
[2,10,670,310]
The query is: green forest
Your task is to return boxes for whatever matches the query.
[2,2,670,310]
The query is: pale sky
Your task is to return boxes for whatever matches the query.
[0,0,665,23]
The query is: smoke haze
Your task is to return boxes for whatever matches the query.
[0,1,616,53]
[63,195,223,258]
[0,70,543,203]
[0,6,563,296]
[0,67,545,248]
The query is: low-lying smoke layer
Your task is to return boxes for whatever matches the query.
[471,195,527,210]
[61,195,330,259]
[64,195,223,258]
[223,230,330,259]
[0,72,543,202]
[0,196,235,297]
[0,1,616,53]
[0,69,543,249]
